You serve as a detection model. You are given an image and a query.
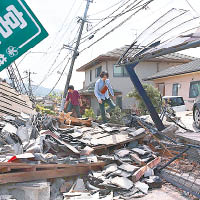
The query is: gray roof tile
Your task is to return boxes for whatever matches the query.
[144,59,200,80]
[77,45,197,72]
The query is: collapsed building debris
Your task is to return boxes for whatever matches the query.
[0,82,36,117]
[0,111,165,199]
[0,86,199,199]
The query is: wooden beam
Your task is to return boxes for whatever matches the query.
[0,162,105,184]
[132,157,161,182]
[58,112,92,127]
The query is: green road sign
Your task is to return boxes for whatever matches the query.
[0,0,48,71]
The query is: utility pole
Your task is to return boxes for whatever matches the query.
[24,70,37,99]
[60,0,93,111]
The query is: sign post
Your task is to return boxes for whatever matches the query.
[0,0,48,71]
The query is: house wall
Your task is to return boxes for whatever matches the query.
[153,72,200,110]
[84,60,185,114]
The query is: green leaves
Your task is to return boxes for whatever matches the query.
[127,84,161,115]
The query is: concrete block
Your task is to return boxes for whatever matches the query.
[0,180,50,200]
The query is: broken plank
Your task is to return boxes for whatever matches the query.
[0,162,105,184]
[58,112,92,127]
[93,133,145,150]
[132,157,161,182]
[0,162,105,170]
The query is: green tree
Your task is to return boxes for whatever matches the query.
[127,84,161,115]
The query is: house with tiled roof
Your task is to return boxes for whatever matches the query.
[77,45,197,114]
[144,59,200,110]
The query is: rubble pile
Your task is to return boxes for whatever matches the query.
[0,112,164,200]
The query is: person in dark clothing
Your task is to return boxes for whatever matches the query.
[64,85,82,118]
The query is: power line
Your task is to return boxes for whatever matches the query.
[44,0,78,53]
[34,24,82,90]
[38,0,83,69]
[185,0,200,16]
[80,0,133,41]
[88,0,127,16]
[52,1,84,52]
[80,0,153,53]
[79,0,148,46]
[47,57,71,95]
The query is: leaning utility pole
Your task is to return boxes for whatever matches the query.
[24,70,37,98]
[60,0,93,111]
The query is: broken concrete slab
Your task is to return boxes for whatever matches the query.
[110,176,133,190]
[135,181,149,194]
[115,149,131,158]
[129,128,146,137]
[118,163,139,173]
[132,148,147,155]
[73,179,86,192]
[103,164,118,175]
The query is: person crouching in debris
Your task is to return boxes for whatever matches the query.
[94,71,116,123]
[64,85,82,118]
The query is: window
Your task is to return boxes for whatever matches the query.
[95,66,102,78]
[189,81,200,98]
[89,70,92,82]
[113,65,129,77]
[172,83,179,96]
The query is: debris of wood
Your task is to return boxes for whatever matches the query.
[0,98,199,200]
[132,157,161,182]
[0,162,105,184]
[58,112,92,126]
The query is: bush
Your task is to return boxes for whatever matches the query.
[36,104,56,115]
[83,108,96,119]
[109,106,126,125]
[127,83,161,115]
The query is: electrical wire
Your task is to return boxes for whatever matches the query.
[119,8,200,64]
[44,0,78,53]
[185,0,200,16]
[33,26,80,91]
[52,1,84,51]
[34,6,83,90]
[34,0,152,91]
[39,0,82,69]
[80,0,151,47]
[80,0,133,41]
[88,0,127,16]
[80,0,154,53]
[45,25,81,78]
[47,57,72,95]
